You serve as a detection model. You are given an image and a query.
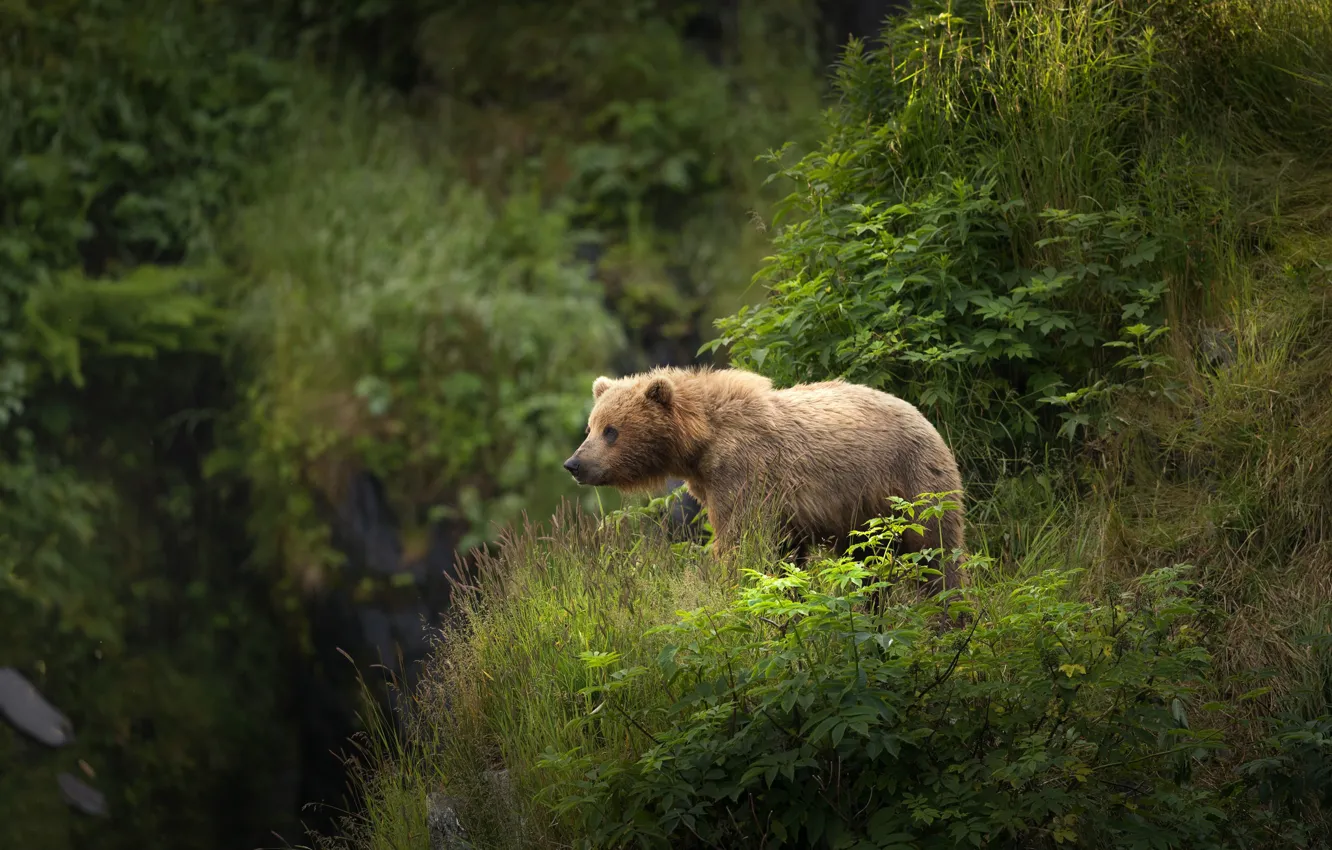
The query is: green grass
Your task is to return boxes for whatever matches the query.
[318,498,759,848]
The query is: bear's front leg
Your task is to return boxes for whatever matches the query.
[700,491,737,559]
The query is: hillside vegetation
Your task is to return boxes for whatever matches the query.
[334,0,1332,848]
[0,1,824,846]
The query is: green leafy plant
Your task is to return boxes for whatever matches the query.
[704,0,1245,466]
[22,264,229,388]
[411,0,825,370]
[544,500,1245,848]
[711,176,1176,451]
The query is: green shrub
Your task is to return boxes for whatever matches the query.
[22,264,229,389]
[0,3,302,846]
[0,451,112,646]
[0,0,292,418]
[706,0,1249,465]
[712,176,1176,451]
[544,528,1245,848]
[1239,710,1332,831]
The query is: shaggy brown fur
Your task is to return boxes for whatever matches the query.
[563,366,966,593]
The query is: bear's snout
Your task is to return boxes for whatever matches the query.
[564,450,604,486]
[564,453,598,485]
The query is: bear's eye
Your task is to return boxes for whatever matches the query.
[602,425,618,445]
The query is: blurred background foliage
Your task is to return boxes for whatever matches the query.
[0,0,855,845]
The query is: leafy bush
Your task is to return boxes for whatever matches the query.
[1240,711,1332,822]
[706,0,1246,464]
[713,177,1175,449]
[0,0,292,420]
[0,452,112,645]
[542,502,1250,848]
[22,264,229,388]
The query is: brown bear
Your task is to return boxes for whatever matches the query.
[562,366,966,593]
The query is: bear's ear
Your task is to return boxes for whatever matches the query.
[644,376,673,407]
[593,376,613,399]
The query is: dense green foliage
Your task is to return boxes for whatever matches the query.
[340,499,1329,849]
[548,525,1236,849]
[1,1,299,845]
[222,84,623,584]
[407,0,823,351]
[709,0,1325,463]
[713,181,1176,451]
[334,1,1332,849]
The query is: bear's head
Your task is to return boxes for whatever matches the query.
[563,372,700,492]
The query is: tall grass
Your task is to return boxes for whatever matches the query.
[316,495,780,849]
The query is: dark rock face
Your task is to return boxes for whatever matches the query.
[817,0,910,51]
[289,470,464,839]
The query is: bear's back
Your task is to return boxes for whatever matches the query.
[770,380,926,438]
[744,378,958,534]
